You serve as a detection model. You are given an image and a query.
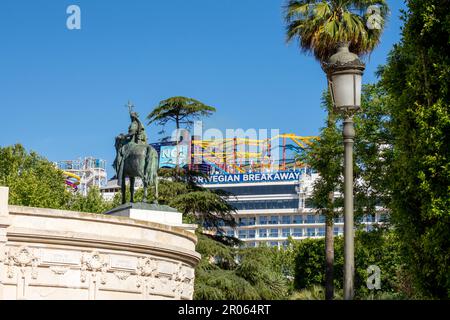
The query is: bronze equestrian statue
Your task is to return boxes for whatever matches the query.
[114,103,159,204]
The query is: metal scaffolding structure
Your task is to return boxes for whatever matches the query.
[190,134,317,174]
[56,157,108,196]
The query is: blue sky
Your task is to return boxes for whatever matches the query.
[0,0,407,177]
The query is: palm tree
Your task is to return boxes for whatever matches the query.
[285,0,388,63]
[285,0,389,300]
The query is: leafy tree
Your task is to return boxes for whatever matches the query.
[268,239,298,288]
[67,187,114,214]
[0,144,117,214]
[170,191,236,230]
[235,247,289,299]
[147,96,216,131]
[163,169,236,230]
[300,92,343,300]
[285,0,389,62]
[194,234,290,300]
[294,238,328,289]
[0,144,70,209]
[379,0,450,299]
[291,285,343,300]
[147,96,215,168]
[293,228,408,299]
[353,83,393,218]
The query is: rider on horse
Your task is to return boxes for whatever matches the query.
[127,111,148,145]
[114,111,147,175]
[114,105,159,204]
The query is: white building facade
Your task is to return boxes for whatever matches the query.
[201,170,388,248]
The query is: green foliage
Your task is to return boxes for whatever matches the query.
[354,84,394,217]
[361,291,408,300]
[195,234,238,271]
[67,187,114,214]
[0,144,70,209]
[294,238,327,289]
[147,96,216,130]
[290,285,343,300]
[195,269,260,300]
[194,234,291,300]
[158,180,190,204]
[290,285,405,300]
[0,144,115,214]
[170,191,236,230]
[293,228,408,299]
[379,0,450,299]
[300,92,343,217]
[236,247,290,299]
[267,239,297,283]
[285,0,389,61]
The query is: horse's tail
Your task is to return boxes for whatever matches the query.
[151,148,159,199]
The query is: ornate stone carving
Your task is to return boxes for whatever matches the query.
[50,266,69,275]
[184,281,194,299]
[114,271,131,281]
[136,257,158,289]
[5,246,40,279]
[0,200,199,300]
[173,263,195,297]
[158,275,176,296]
[81,251,109,284]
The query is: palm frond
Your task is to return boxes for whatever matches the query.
[284,0,389,61]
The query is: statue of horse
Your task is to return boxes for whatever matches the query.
[114,134,159,204]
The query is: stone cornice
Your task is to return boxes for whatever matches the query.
[8,205,198,244]
[7,227,201,266]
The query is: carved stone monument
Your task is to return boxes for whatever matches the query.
[0,186,200,300]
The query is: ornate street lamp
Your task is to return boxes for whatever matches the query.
[323,43,365,300]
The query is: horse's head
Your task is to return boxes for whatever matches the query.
[115,134,126,151]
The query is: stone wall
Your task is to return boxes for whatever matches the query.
[0,187,200,300]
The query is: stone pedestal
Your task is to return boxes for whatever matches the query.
[105,203,197,233]
[0,187,200,300]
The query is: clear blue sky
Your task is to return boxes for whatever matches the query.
[0,0,407,177]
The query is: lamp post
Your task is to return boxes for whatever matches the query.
[323,43,365,300]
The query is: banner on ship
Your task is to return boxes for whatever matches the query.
[194,171,302,185]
